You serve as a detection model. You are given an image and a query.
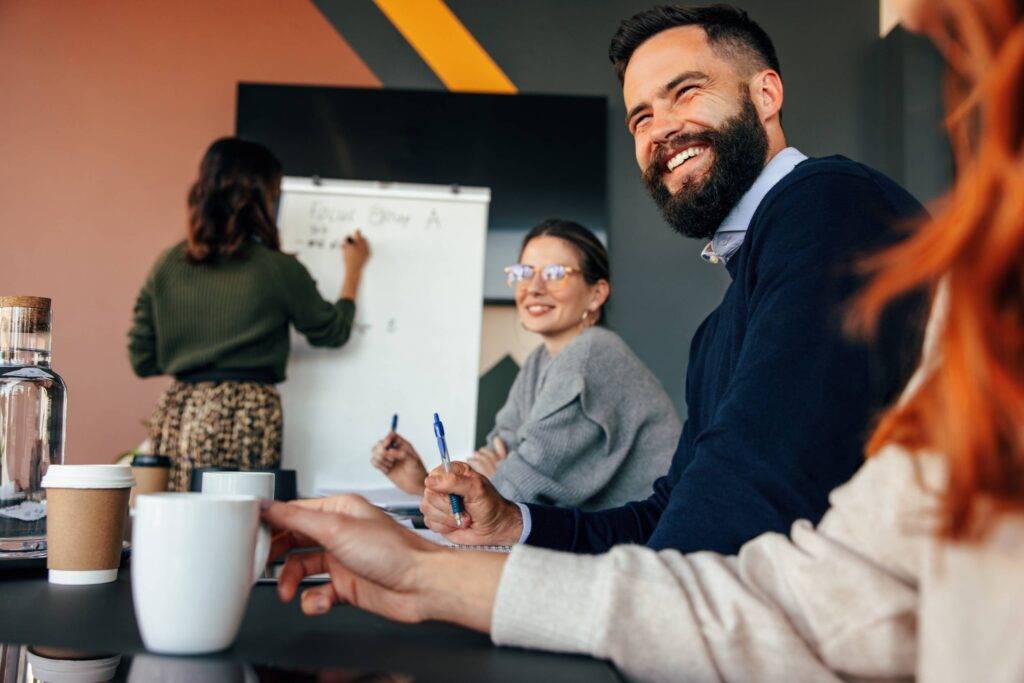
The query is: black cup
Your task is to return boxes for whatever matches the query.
[130,454,171,468]
[256,469,297,502]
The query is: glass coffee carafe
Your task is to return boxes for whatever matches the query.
[0,296,67,558]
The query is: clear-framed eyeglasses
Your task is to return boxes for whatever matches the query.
[504,263,582,290]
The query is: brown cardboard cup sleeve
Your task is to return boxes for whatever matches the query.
[129,454,172,507]
[42,465,135,585]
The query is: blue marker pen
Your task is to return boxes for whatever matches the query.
[388,413,399,448]
[433,413,464,526]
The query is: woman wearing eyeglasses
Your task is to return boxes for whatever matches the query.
[370,218,681,510]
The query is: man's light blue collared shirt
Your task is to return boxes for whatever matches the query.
[701,146,808,265]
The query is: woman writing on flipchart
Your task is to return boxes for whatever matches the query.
[128,137,370,491]
[371,219,681,509]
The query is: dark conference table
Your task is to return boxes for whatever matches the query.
[0,565,621,682]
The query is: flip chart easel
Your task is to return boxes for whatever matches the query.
[276,177,490,493]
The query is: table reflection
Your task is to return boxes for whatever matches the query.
[0,643,413,682]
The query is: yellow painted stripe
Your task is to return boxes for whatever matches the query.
[372,0,517,94]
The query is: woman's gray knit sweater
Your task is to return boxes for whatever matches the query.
[487,327,681,510]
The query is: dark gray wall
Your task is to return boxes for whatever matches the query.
[317,1,949,417]
[881,27,953,204]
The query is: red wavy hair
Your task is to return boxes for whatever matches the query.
[855,0,1024,538]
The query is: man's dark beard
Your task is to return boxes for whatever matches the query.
[643,93,769,240]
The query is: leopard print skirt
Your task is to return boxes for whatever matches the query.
[147,381,283,492]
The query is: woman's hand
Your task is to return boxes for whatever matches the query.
[262,495,506,632]
[467,436,509,478]
[340,230,370,300]
[371,432,429,495]
[342,229,371,272]
[265,495,434,622]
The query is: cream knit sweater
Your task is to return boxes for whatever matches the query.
[492,445,1024,682]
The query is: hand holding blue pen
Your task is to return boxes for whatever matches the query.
[433,413,465,526]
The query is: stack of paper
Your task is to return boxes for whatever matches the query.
[314,486,421,512]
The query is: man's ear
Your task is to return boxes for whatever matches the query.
[750,69,784,123]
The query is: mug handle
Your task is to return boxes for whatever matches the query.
[251,491,272,581]
[252,518,271,584]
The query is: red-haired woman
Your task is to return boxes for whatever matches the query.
[129,137,369,491]
[258,2,1024,680]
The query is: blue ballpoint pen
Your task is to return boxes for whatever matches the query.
[433,413,464,526]
[388,413,399,448]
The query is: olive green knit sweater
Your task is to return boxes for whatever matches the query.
[128,241,355,383]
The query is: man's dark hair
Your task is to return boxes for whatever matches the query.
[609,5,781,82]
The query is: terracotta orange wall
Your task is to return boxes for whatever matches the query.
[0,1,379,463]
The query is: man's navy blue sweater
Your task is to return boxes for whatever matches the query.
[526,156,928,555]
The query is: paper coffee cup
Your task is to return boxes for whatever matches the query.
[42,465,135,585]
[129,454,171,507]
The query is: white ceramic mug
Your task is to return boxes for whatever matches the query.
[200,471,275,499]
[131,493,268,654]
[201,471,274,579]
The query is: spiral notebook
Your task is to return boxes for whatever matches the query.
[257,519,511,585]
[411,526,512,553]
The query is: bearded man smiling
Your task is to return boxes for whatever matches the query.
[413,4,931,556]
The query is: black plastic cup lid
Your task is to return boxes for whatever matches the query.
[130,454,172,468]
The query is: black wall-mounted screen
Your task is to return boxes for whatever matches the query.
[235,83,607,233]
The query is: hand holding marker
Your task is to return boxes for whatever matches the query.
[433,413,464,526]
